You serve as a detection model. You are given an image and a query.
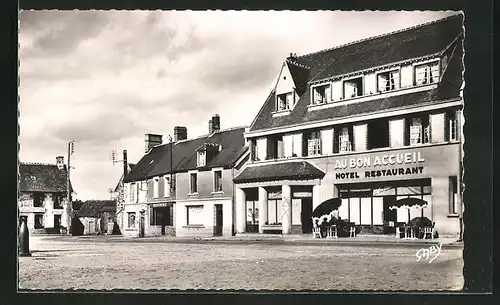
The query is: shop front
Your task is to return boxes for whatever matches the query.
[312,143,462,237]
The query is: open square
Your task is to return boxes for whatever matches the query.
[19,236,463,290]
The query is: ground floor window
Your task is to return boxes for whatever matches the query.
[449,176,458,215]
[338,180,432,225]
[150,206,173,226]
[127,212,136,228]
[19,215,28,227]
[266,199,283,225]
[34,214,44,229]
[186,205,203,225]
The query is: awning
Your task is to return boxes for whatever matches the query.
[233,161,325,183]
[389,197,428,210]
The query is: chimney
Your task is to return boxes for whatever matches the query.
[174,126,187,142]
[144,134,163,153]
[209,114,220,134]
[56,156,64,170]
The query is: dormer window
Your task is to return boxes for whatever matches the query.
[312,84,331,105]
[197,151,206,167]
[377,70,400,92]
[276,92,294,112]
[415,61,440,85]
[343,77,363,99]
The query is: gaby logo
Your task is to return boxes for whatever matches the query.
[416,243,442,263]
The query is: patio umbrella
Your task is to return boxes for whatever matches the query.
[389,197,428,222]
[312,198,343,226]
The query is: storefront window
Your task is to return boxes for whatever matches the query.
[267,199,282,225]
[372,198,384,225]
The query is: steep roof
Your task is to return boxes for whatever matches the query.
[76,200,116,218]
[233,161,326,183]
[124,127,248,182]
[113,163,137,192]
[249,14,464,132]
[19,163,74,193]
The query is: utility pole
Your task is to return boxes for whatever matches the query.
[67,140,75,235]
[168,136,173,193]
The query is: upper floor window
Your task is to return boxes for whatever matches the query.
[343,77,363,99]
[130,183,137,203]
[53,194,63,209]
[377,70,400,92]
[307,131,322,156]
[312,84,331,105]
[197,151,206,167]
[164,176,171,197]
[250,139,257,161]
[33,192,44,207]
[190,172,198,194]
[367,119,389,150]
[446,110,458,141]
[213,170,222,192]
[415,61,440,85]
[153,177,159,198]
[277,92,294,112]
[336,126,353,153]
[408,116,431,145]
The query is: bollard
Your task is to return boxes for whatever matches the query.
[19,218,31,257]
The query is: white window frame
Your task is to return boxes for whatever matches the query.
[189,170,199,195]
[307,131,322,156]
[276,92,294,112]
[342,76,364,99]
[338,127,352,152]
[311,83,331,105]
[376,69,401,92]
[153,177,159,198]
[212,168,223,193]
[186,205,204,226]
[130,183,137,203]
[414,60,440,86]
[197,150,206,167]
[409,117,431,146]
[164,176,171,197]
[127,212,136,228]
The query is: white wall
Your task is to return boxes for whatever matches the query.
[276,63,296,95]
[400,64,414,88]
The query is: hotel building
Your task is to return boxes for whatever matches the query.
[233,14,464,237]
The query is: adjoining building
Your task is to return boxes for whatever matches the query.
[234,14,464,238]
[122,115,248,238]
[18,156,74,233]
[111,163,136,234]
[76,200,117,235]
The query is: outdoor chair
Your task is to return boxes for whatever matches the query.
[312,227,322,238]
[349,226,356,237]
[327,226,338,239]
[396,226,405,238]
[423,226,434,239]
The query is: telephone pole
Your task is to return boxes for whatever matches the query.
[66,140,74,235]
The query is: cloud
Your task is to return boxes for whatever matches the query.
[19,10,457,199]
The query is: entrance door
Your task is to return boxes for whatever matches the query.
[301,198,313,233]
[88,220,95,234]
[139,214,145,238]
[214,204,223,236]
[383,196,397,234]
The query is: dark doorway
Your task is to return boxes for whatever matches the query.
[139,213,145,238]
[54,215,61,228]
[214,204,223,236]
[301,198,313,233]
[383,195,397,234]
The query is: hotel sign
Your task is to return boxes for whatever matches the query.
[334,151,426,180]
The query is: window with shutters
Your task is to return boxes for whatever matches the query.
[336,126,353,153]
[408,116,431,145]
[377,70,400,92]
[307,131,322,156]
[415,61,440,85]
[311,84,331,105]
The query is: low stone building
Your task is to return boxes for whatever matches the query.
[18,156,74,233]
[76,200,116,235]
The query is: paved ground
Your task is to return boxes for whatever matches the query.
[18,236,464,291]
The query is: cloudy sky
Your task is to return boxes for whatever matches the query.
[19,10,457,200]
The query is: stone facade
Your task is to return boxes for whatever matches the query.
[18,192,69,232]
